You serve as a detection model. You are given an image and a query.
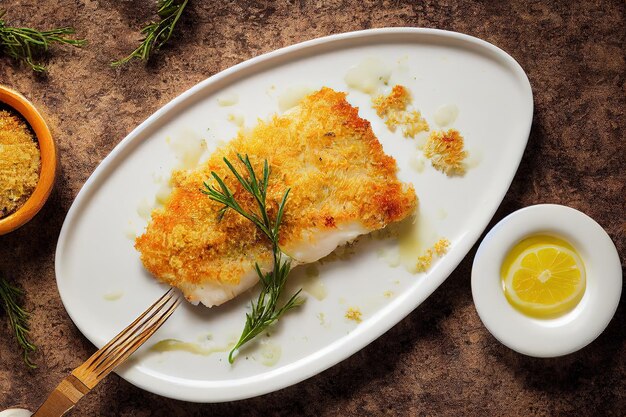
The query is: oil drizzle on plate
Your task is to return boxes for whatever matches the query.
[169,129,206,170]
[433,104,459,126]
[150,339,234,356]
[103,291,123,301]
[301,264,328,301]
[344,57,392,95]
[217,93,239,106]
[227,112,245,127]
[260,341,282,366]
[278,86,313,113]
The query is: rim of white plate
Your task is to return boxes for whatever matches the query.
[471,204,622,357]
[55,27,534,402]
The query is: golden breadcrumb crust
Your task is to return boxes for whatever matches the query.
[136,88,417,296]
[423,129,467,175]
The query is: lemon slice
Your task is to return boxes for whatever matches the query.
[501,235,586,318]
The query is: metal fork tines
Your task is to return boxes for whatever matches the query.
[33,288,181,417]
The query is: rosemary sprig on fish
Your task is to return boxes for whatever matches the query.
[203,154,303,363]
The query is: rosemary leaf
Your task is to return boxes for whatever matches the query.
[112,0,188,67]
[0,277,36,368]
[202,154,304,363]
[0,10,86,72]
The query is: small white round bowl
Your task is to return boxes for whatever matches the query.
[471,204,622,358]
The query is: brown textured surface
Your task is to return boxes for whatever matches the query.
[0,1,624,415]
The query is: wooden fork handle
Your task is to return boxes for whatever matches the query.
[32,375,89,417]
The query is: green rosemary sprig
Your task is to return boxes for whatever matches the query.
[0,277,36,368]
[112,0,188,67]
[202,154,303,363]
[0,10,85,72]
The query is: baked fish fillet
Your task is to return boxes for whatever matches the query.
[135,87,417,307]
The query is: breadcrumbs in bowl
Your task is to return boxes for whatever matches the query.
[0,85,56,235]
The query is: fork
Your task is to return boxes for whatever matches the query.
[32,288,181,417]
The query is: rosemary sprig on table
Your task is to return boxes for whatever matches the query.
[0,10,85,72]
[202,154,303,363]
[0,277,36,368]
[112,0,188,67]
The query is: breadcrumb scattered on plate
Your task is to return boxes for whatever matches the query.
[433,238,450,256]
[373,85,411,117]
[415,250,434,273]
[372,85,429,138]
[416,238,450,272]
[345,307,363,323]
[423,129,467,176]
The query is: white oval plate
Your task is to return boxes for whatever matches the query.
[471,204,622,357]
[55,28,533,402]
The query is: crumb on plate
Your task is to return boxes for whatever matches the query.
[345,307,362,323]
[423,129,467,176]
[372,85,429,138]
[373,85,411,117]
[416,238,450,272]
[433,238,450,256]
[415,249,434,272]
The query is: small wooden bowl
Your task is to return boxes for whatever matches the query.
[0,85,56,235]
